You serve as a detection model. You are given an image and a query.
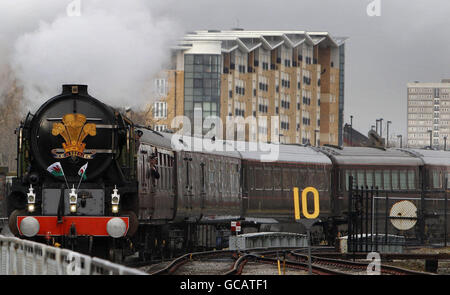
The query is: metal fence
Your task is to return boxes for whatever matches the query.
[0,235,147,275]
[347,176,450,252]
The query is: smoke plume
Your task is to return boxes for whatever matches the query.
[3,0,181,110]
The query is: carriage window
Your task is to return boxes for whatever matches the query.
[142,154,147,187]
[375,170,382,189]
[399,170,407,190]
[315,168,325,190]
[408,170,415,189]
[383,170,390,190]
[282,169,291,189]
[392,171,399,190]
[345,170,356,191]
[255,167,264,189]
[169,155,174,189]
[357,170,365,187]
[366,170,373,188]
[160,154,165,190]
[433,171,440,188]
[226,163,231,193]
[264,168,272,189]
[446,173,450,189]
[235,168,239,194]
[298,168,306,188]
[162,155,167,189]
[292,170,299,189]
[248,167,254,189]
[218,162,224,192]
[273,168,281,189]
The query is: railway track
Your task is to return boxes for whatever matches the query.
[289,250,434,275]
[136,246,433,275]
[225,252,349,275]
[146,249,236,275]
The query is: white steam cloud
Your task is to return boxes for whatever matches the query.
[2,0,181,110]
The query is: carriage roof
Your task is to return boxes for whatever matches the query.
[400,148,450,166]
[136,128,173,150]
[319,146,423,166]
[239,143,332,165]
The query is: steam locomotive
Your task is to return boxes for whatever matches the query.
[6,85,450,261]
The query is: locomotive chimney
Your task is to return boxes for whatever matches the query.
[62,84,88,95]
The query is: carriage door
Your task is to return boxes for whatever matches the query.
[241,164,250,217]
[200,157,206,212]
[138,146,154,219]
[183,152,193,211]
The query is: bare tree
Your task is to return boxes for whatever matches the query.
[0,79,24,172]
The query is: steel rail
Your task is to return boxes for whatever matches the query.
[225,253,350,275]
[148,249,236,275]
[290,250,435,275]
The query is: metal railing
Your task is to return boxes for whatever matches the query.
[0,235,147,275]
[347,176,450,252]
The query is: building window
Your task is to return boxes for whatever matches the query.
[153,101,167,119]
[154,125,167,132]
[184,54,221,133]
[155,78,168,97]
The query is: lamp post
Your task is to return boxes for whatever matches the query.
[428,130,432,149]
[386,121,392,148]
[350,115,353,146]
[397,134,402,148]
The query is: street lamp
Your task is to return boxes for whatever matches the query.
[397,134,402,148]
[428,130,432,149]
[350,115,353,146]
[386,121,392,147]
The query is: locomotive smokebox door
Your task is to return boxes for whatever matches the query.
[42,188,104,216]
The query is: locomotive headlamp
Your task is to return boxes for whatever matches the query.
[69,186,78,213]
[27,185,36,213]
[27,204,35,213]
[111,186,120,214]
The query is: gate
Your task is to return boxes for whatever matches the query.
[347,176,449,253]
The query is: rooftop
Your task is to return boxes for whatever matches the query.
[175,29,347,54]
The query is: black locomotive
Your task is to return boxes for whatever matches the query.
[7,85,139,258]
[5,85,450,261]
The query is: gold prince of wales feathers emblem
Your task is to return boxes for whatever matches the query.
[51,113,97,159]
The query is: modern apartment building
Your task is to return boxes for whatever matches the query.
[149,29,346,146]
[407,80,450,149]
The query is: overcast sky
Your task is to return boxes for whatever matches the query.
[2,0,450,141]
[157,0,450,140]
